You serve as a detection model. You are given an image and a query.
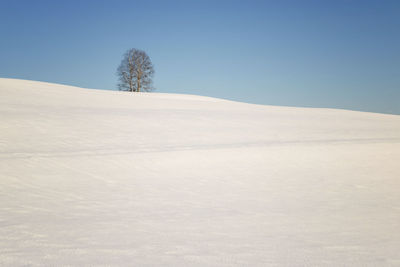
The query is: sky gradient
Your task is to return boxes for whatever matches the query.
[1,0,399,114]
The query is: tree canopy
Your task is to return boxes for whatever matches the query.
[117,48,154,92]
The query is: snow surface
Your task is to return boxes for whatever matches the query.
[1,78,400,266]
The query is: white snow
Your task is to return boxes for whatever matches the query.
[1,78,400,266]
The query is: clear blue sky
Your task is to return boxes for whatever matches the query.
[1,0,399,114]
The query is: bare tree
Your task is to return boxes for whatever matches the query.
[117,48,154,92]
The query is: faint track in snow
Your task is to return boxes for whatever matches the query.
[1,137,400,160]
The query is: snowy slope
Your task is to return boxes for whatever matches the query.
[1,78,400,266]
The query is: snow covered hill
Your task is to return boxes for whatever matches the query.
[1,78,400,266]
